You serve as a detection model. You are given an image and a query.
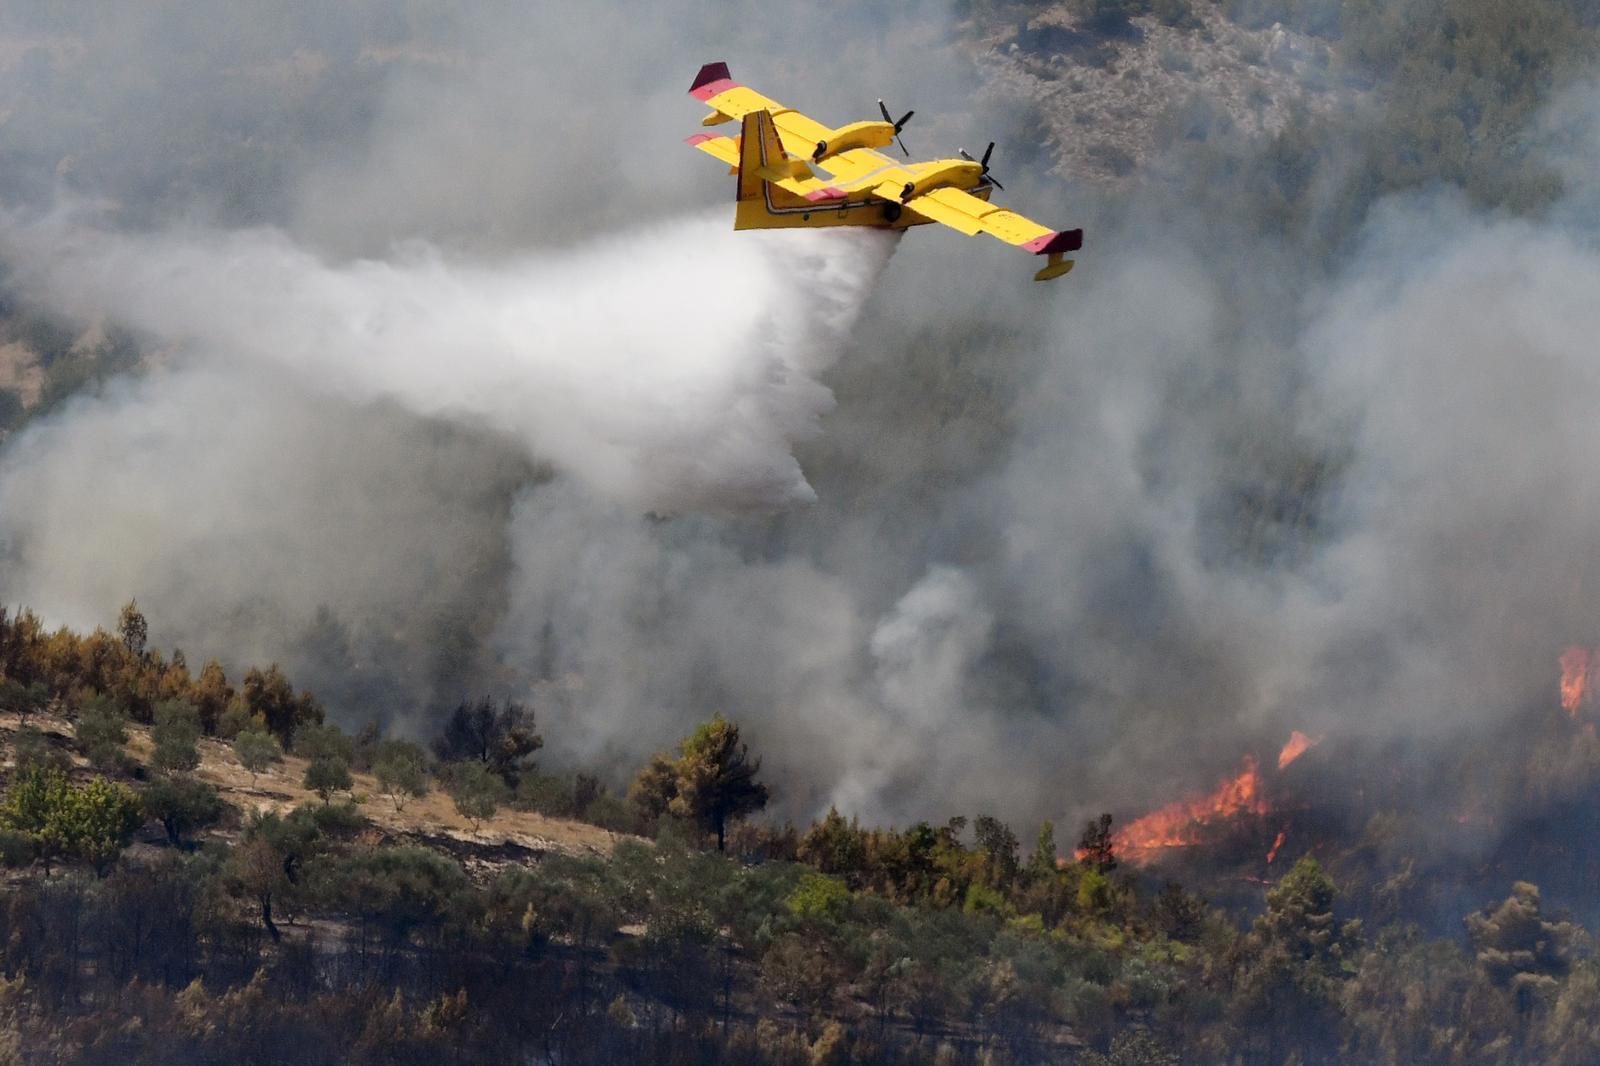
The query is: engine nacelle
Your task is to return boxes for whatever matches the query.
[811,121,898,163]
[896,160,985,202]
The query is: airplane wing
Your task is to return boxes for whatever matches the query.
[689,62,835,158]
[685,62,912,193]
[877,183,1083,280]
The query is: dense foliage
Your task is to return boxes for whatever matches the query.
[2,606,1600,1063]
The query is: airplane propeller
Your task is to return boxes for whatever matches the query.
[960,142,1006,191]
[878,100,914,156]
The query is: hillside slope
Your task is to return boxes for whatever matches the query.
[1,709,627,871]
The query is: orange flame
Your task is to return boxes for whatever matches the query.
[1266,828,1288,864]
[1277,730,1321,770]
[1112,755,1269,863]
[1561,646,1593,715]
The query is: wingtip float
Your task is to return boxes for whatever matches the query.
[686,61,1083,283]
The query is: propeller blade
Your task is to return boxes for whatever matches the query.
[895,109,915,131]
[981,141,995,168]
[878,100,893,124]
[985,174,1005,191]
[895,134,909,157]
[959,147,974,161]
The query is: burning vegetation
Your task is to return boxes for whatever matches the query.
[1104,732,1322,868]
[1561,646,1594,715]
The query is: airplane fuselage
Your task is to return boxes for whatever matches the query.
[735,147,994,232]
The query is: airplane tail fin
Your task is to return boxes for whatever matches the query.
[736,110,787,201]
[733,109,835,230]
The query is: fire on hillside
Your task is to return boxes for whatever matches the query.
[1100,732,1324,868]
[1561,646,1595,716]
[1082,652,1600,912]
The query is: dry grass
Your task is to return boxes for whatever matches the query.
[2,711,629,864]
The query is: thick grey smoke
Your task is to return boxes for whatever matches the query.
[4,0,1600,846]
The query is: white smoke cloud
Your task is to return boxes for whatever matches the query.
[2,214,897,512]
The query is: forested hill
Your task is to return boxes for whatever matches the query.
[3,0,1600,1063]
[3,604,1600,1064]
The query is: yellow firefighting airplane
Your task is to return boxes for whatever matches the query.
[686,62,1082,281]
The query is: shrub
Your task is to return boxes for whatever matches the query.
[516,771,573,817]
[293,722,353,763]
[373,739,429,811]
[0,828,35,867]
[0,765,141,873]
[217,696,261,740]
[142,775,225,846]
[304,756,353,803]
[582,793,633,832]
[13,727,71,773]
[0,678,48,725]
[75,694,130,772]
[233,729,284,785]
[785,872,851,918]
[151,699,202,773]
[306,800,367,837]
[448,762,509,831]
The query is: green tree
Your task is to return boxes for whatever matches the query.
[626,751,681,829]
[1258,857,1361,965]
[59,776,143,874]
[292,721,353,763]
[233,729,283,785]
[216,695,260,740]
[75,692,130,772]
[304,846,472,946]
[784,872,852,918]
[797,807,869,887]
[142,775,224,847]
[637,715,769,852]
[304,756,353,804]
[225,810,324,942]
[0,765,140,874]
[1228,857,1360,1060]
[448,762,508,831]
[1467,881,1575,1012]
[1028,820,1059,879]
[0,678,48,726]
[373,739,429,811]
[150,698,202,773]
[1343,928,1510,1064]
